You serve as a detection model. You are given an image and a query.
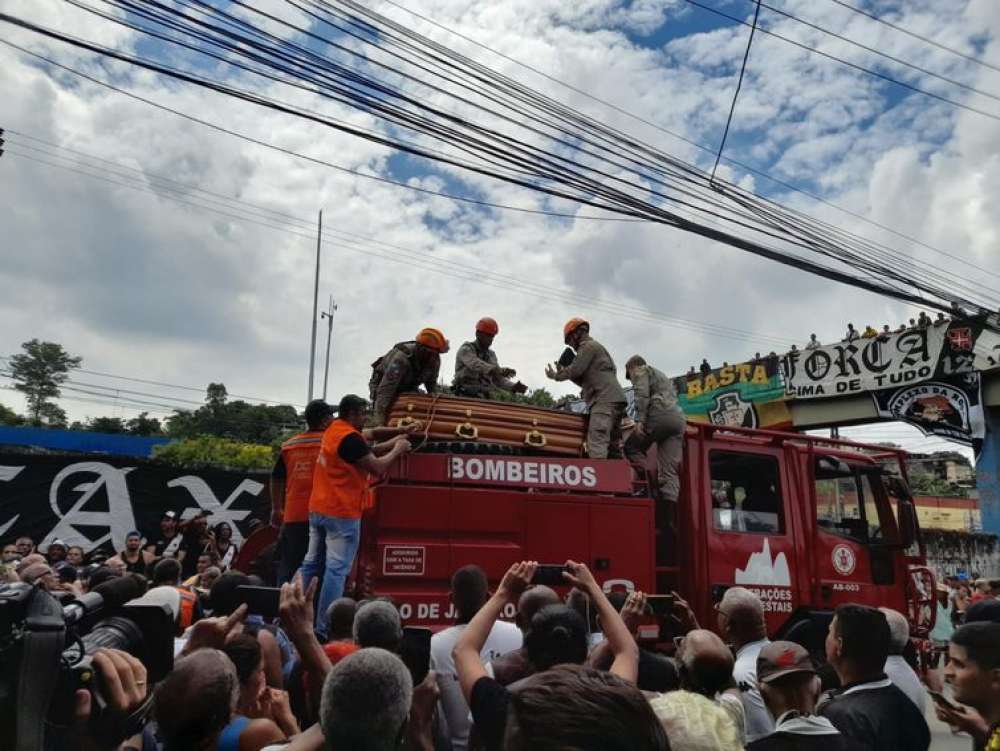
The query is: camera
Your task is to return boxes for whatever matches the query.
[0,578,175,751]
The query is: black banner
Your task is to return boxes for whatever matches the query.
[0,453,270,555]
[872,373,985,453]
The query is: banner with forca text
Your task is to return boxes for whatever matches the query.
[0,453,270,555]
[673,357,792,429]
[783,320,1000,399]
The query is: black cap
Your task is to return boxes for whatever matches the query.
[305,399,335,429]
[966,599,1000,624]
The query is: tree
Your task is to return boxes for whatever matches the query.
[492,387,557,408]
[8,339,81,426]
[88,416,126,434]
[166,384,299,445]
[126,412,163,436]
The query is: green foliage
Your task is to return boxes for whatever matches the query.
[88,416,126,434]
[491,387,557,408]
[909,471,965,498]
[8,339,81,426]
[153,435,275,471]
[126,412,163,436]
[166,384,299,444]
[0,404,23,426]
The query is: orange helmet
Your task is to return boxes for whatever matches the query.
[475,317,499,336]
[563,317,589,344]
[415,327,448,353]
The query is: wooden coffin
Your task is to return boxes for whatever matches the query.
[387,393,587,456]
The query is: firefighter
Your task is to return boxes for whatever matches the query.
[544,317,627,459]
[370,327,449,425]
[270,399,334,584]
[452,317,528,399]
[623,355,687,502]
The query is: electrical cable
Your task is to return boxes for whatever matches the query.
[825,0,1000,75]
[1,4,993,314]
[711,0,761,183]
[367,0,1000,284]
[680,0,1000,123]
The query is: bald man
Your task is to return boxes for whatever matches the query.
[678,629,747,744]
[489,585,561,686]
[718,587,773,742]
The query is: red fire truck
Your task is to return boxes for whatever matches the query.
[351,419,935,650]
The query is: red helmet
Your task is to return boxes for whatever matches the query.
[476,317,499,336]
[563,317,589,344]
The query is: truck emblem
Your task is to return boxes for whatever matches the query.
[832,544,856,576]
[708,391,758,428]
[735,538,790,586]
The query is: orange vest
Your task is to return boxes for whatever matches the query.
[280,431,324,523]
[309,419,372,519]
[174,586,198,632]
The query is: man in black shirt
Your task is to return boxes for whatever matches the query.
[178,512,213,579]
[818,604,929,751]
[146,510,184,559]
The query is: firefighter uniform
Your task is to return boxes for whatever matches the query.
[273,429,325,583]
[549,326,627,459]
[370,335,444,426]
[452,340,516,398]
[625,363,686,502]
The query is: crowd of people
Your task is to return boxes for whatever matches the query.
[5,540,1000,750]
[1,512,242,597]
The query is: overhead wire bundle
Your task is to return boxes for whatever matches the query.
[0,0,997,314]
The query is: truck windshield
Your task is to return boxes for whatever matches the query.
[814,459,884,542]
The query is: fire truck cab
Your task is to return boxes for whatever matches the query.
[355,421,933,647]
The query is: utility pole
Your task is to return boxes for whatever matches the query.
[307,210,322,403]
[321,295,338,400]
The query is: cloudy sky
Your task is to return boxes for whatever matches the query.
[1,0,997,458]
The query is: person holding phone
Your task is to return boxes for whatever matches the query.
[453,560,639,751]
[299,394,411,638]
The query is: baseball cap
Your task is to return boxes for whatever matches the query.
[337,394,369,416]
[305,399,335,426]
[756,641,815,684]
[49,539,67,549]
[162,510,178,520]
[965,599,1000,625]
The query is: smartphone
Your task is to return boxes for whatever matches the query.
[646,594,676,616]
[928,690,960,712]
[399,626,433,685]
[531,564,568,587]
[235,585,281,619]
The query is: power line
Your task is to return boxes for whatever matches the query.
[0,39,637,225]
[2,4,994,313]
[3,138,805,348]
[825,0,1000,75]
[680,0,1000,123]
[711,0,761,183]
[758,1,1000,104]
[365,0,1000,285]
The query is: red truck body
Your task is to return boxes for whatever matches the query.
[352,422,934,646]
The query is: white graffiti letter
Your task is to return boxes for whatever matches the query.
[45,462,137,553]
[0,466,26,538]
[166,476,263,546]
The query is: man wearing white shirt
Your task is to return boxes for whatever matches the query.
[431,565,522,751]
[718,586,774,742]
[879,607,926,713]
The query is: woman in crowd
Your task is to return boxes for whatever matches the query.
[221,634,299,749]
[213,522,239,570]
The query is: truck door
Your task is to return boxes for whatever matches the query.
[812,457,906,613]
[704,448,800,633]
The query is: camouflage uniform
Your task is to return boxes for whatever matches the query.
[625,364,686,502]
[369,341,440,426]
[552,334,627,459]
[452,340,515,398]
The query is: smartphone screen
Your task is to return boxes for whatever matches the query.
[400,626,433,685]
[928,690,959,711]
[646,594,676,616]
[531,565,567,586]
[235,585,281,619]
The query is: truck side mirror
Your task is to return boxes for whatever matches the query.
[897,500,918,549]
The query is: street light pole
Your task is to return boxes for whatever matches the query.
[307,210,323,403]
[321,295,338,401]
